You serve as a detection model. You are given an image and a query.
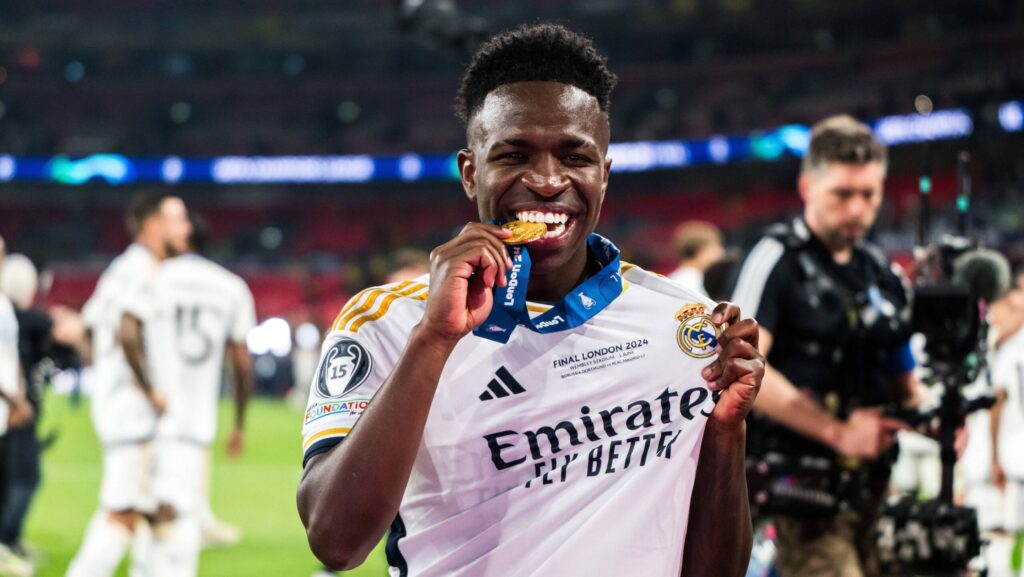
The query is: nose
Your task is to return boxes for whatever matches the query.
[521,156,570,197]
[845,195,868,220]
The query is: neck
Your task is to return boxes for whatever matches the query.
[136,235,165,260]
[804,214,853,264]
[526,246,591,302]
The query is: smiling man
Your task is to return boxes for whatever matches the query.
[298,24,764,577]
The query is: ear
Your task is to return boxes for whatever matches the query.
[457,148,476,201]
[797,172,811,203]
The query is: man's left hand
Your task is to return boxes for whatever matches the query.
[227,427,244,459]
[700,302,764,429]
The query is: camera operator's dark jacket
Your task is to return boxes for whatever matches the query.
[730,217,914,459]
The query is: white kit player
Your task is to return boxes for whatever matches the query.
[992,320,1024,577]
[68,192,191,577]
[298,24,765,577]
[145,220,255,577]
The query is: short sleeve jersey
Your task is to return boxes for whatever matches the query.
[81,243,160,444]
[993,327,1024,478]
[302,264,719,577]
[147,254,257,445]
[730,219,911,403]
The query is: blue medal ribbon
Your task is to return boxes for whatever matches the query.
[472,232,624,344]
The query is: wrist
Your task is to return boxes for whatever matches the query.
[823,419,845,452]
[704,418,746,444]
[410,323,462,356]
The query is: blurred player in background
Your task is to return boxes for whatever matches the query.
[67,191,190,577]
[668,221,724,297]
[145,215,255,577]
[990,267,1024,577]
[0,238,32,577]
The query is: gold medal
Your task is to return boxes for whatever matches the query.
[501,220,547,245]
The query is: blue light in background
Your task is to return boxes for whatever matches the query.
[2,101,1019,186]
[998,101,1023,132]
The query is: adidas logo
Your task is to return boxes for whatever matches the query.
[478,366,525,401]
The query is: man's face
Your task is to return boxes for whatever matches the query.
[159,197,192,257]
[800,161,885,251]
[458,82,611,274]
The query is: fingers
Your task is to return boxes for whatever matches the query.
[878,417,910,433]
[711,301,741,325]
[432,223,514,287]
[707,345,762,391]
[718,317,759,350]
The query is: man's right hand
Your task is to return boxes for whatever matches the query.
[147,389,167,416]
[831,407,908,459]
[8,394,34,428]
[420,223,513,343]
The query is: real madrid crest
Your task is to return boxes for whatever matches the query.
[675,303,720,359]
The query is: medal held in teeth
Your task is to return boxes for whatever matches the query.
[501,220,548,245]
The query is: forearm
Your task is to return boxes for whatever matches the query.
[298,325,458,569]
[753,363,842,449]
[991,393,1005,466]
[682,420,751,577]
[889,371,922,409]
[228,343,252,430]
[120,313,152,392]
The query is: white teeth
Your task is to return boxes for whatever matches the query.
[544,223,567,238]
[513,210,571,224]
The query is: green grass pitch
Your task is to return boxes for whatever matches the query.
[25,393,389,577]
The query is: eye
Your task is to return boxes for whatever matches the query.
[494,152,527,162]
[563,153,592,164]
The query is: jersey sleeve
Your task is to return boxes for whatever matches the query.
[882,340,916,375]
[121,265,157,323]
[301,319,405,468]
[729,237,788,333]
[230,281,257,343]
[991,334,1023,393]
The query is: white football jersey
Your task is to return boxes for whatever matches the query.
[0,294,19,436]
[993,327,1024,478]
[302,264,719,577]
[147,254,256,445]
[82,244,160,444]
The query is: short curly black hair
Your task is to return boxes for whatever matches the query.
[455,23,618,124]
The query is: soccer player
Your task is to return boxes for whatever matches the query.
[67,191,191,577]
[991,268,1024,577]
[298,24,764,577]
[145,217,255,577]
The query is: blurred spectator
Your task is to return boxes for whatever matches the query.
[0,253,83,572]
[385,248,431,284]
[668,221,724,297]
[0,241,33,577]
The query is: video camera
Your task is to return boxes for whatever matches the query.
[874,151,1010,576]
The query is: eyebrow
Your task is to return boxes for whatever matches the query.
[495,138,597,149]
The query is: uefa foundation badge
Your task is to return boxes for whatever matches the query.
[675,303,720,359]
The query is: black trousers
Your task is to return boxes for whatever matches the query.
[0,419,41,545]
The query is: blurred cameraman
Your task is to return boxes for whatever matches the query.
[731,115,920,577]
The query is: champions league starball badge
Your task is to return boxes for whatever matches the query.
[675,303,720,359]
[316,338,373,398]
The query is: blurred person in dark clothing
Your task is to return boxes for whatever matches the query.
[730,115,922,577]
[0,253,82,568]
